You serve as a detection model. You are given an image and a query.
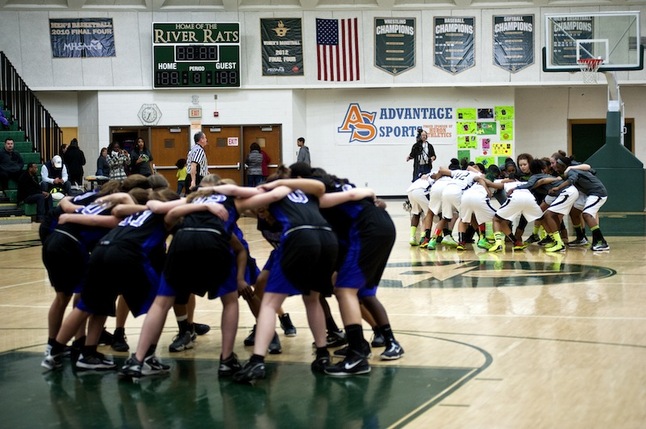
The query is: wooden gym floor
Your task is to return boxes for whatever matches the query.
[0,202,644,428]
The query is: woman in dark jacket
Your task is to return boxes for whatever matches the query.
[63,138,86,186]
[130,138,154,177]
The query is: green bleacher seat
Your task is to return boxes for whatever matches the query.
[13,141,32,153]
[22,153,41,164]
[4,190,18,204]
[0,130,25,141]
[21,202,37,217]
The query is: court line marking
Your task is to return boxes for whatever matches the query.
[390,334,493,428]
[0,280,49,290]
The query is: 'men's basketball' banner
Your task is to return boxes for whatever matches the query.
[50,18,116,58]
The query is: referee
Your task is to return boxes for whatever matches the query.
[185,131,209,192]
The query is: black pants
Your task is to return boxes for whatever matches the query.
[184,174,203,193]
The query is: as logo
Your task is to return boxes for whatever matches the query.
[338,103,377,143]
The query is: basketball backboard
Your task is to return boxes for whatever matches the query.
[543,11,643,72]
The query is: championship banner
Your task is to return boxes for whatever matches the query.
[49,18,115,58]
[374,18,415,75]
[434,17,475,74]
[493,15,534,72]
[550,16,593,65]
[260,18,303,76]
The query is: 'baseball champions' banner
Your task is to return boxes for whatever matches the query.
[49,18,115,58]
[493,15,534,72]
[434,17,475,74]
[374,18,415,75]
[260,18,303,76]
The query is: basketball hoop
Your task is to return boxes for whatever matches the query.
[577,58,603,84]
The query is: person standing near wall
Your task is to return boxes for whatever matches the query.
[63,138,86,186]
[96,147,109,177]
[185,131,209,192]
[296,137,310,166]
[130,138,154,177]
[107,142,130,182]
[175,158,187,196]
[406,129,436,181]
[245,142,264,187]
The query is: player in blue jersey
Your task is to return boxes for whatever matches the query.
[42,187,179,372]
[232,171,338,383]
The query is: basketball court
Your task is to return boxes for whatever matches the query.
[0,200,644,428]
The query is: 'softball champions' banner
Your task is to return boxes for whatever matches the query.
[261,18,303,76]
[49,18,115,58]
[374,18,415,75]
[434,17,475,74]
[493,15,534,72]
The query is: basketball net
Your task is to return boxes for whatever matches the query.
[577,58,603,84]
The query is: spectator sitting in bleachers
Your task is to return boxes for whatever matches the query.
[0,109,10,130]
[0,138,24,193]
[41,155,72,195]
[18,162,52,222]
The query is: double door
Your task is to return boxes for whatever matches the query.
[149,125,281,189]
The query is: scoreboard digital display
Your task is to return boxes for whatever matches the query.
[153,22,240,89]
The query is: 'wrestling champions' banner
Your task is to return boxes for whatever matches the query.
[434,17,475,74]
[493,15,534,72]
[49,18,115,58]
[374,18,415,75]
[260,18,303,76]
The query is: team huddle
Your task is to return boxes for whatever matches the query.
[40,162,403,383]
[407,151,610,254]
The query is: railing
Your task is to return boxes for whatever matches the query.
[0,51,62,163]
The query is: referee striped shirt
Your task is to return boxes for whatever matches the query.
[186,144,208,177]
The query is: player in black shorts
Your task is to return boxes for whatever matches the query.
[120,185,256,377]
[40,190,121,368]
[232,173,338,383]
[42,187,179,372]
[290,164,404,376]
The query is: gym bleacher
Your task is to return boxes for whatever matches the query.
[0,100,42,223]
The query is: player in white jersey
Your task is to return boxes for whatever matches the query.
[456,174,513,251]
[422,162,465,249]
[549,154,609,251]
[431,166,483,249]
[488,180,538,252]
[406,173,434,246]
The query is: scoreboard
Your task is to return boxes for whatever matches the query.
[153,22,240,88]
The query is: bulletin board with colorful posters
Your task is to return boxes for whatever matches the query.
[454,105,514,169]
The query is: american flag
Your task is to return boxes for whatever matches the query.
[316,18,360,81]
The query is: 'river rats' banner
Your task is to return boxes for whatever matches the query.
[261,18,303,76]
[493,15,534,72]
[375,18,415,75]
[50,18,115,58]
[434,17,475,74]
